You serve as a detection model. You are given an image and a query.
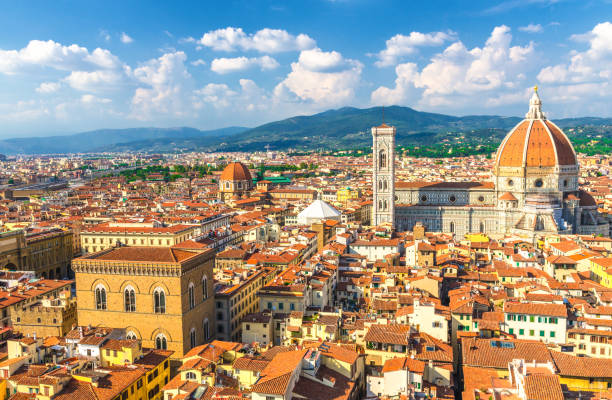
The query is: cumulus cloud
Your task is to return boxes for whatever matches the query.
[131,51,193,119]
[35,82,61,94]
[210,55,279,74]
[0,40,122,74]
[371,25,534,107]
[275,48,362,105]
[375,31,455,67]
[519,24,543,33]
[199,27,316,53]
[538,22,612,84]
[194,79,270,112]
[120,32,134,44]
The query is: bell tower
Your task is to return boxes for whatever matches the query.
[372,123,396,227]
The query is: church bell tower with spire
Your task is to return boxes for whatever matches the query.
[372,122,396,227]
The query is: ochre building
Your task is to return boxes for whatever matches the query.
[73,246,215,359]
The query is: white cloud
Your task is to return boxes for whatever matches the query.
[519,24,543,33]
[191,59,206,66]
[81,94,112,104]
[131,51,193,119]
[297,48,345,71]
[36,82,61,94]
[199,27,316,53]
[210,55,279,74]
[194,79,270,112]
[120,32,134,44]
[275,48,362,105]
[64,69,125,92]
[372,25,535,108]
[99,30,111,42]
[375,31,455,67]
[538,22,612,84]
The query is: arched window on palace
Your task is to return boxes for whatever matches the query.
[203,318,210,341]
[124,286,136,312]
[379,150,387,168]
[449,222,455,233]
[202,275,208,300]
[479,222,485,233]
[126,331,137,340]
[190,328,197,349]
[95,285,107,310]
[188,283,195,310]
[154,288,166,314]
[155,334,167,350]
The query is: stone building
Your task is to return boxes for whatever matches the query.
[0,229,74,279]
[372,123,396,227]
[373,89,609,238]
[73,246,215,359]
[80,222,196,254]
[25,228,73,279]
[0,230,27,271]
[218,161,254,202]
[214,268,273,342]
[12,290,77,337]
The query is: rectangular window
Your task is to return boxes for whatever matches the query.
[519,329,524,335]
[509,328,514,335]
[550,331,556,338]
[278,303,283,310]
[530,316,535,323]
[529,330,534,336]
[539,330,545,337]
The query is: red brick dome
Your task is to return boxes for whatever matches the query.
[220,162,252,182]
[495,90,577,169]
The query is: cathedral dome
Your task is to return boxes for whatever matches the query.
[220,162,252,182]
[495,89,577,169]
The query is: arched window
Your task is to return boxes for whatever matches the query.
[154,288,166,314]
[203,318,210,341]
[185,372,196,380]
[155,334,167,350]
[379,150,387,168]
[383,180,388,190]
[190,328,197,349]
[378,180,383,190]
[126,331,137,340]
[384,200,388,210]
[479,222,485,233]
[95,285,107,310]
[124,286,135,312]
[449,222,455,233]
[378,200,383,210]
[202,276,208,300]
[188,283,195,310]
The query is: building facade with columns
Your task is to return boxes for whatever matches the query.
[371,89,609,238]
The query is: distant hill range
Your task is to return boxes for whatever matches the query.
[1,106,611,154]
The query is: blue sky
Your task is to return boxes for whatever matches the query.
[0,0,611,138]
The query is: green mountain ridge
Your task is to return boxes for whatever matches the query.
[1,106,611,154]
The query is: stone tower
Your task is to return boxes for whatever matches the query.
[372,123,396,227]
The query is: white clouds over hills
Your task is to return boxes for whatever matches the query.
[372,26,535,109]
[1,22,612,134]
